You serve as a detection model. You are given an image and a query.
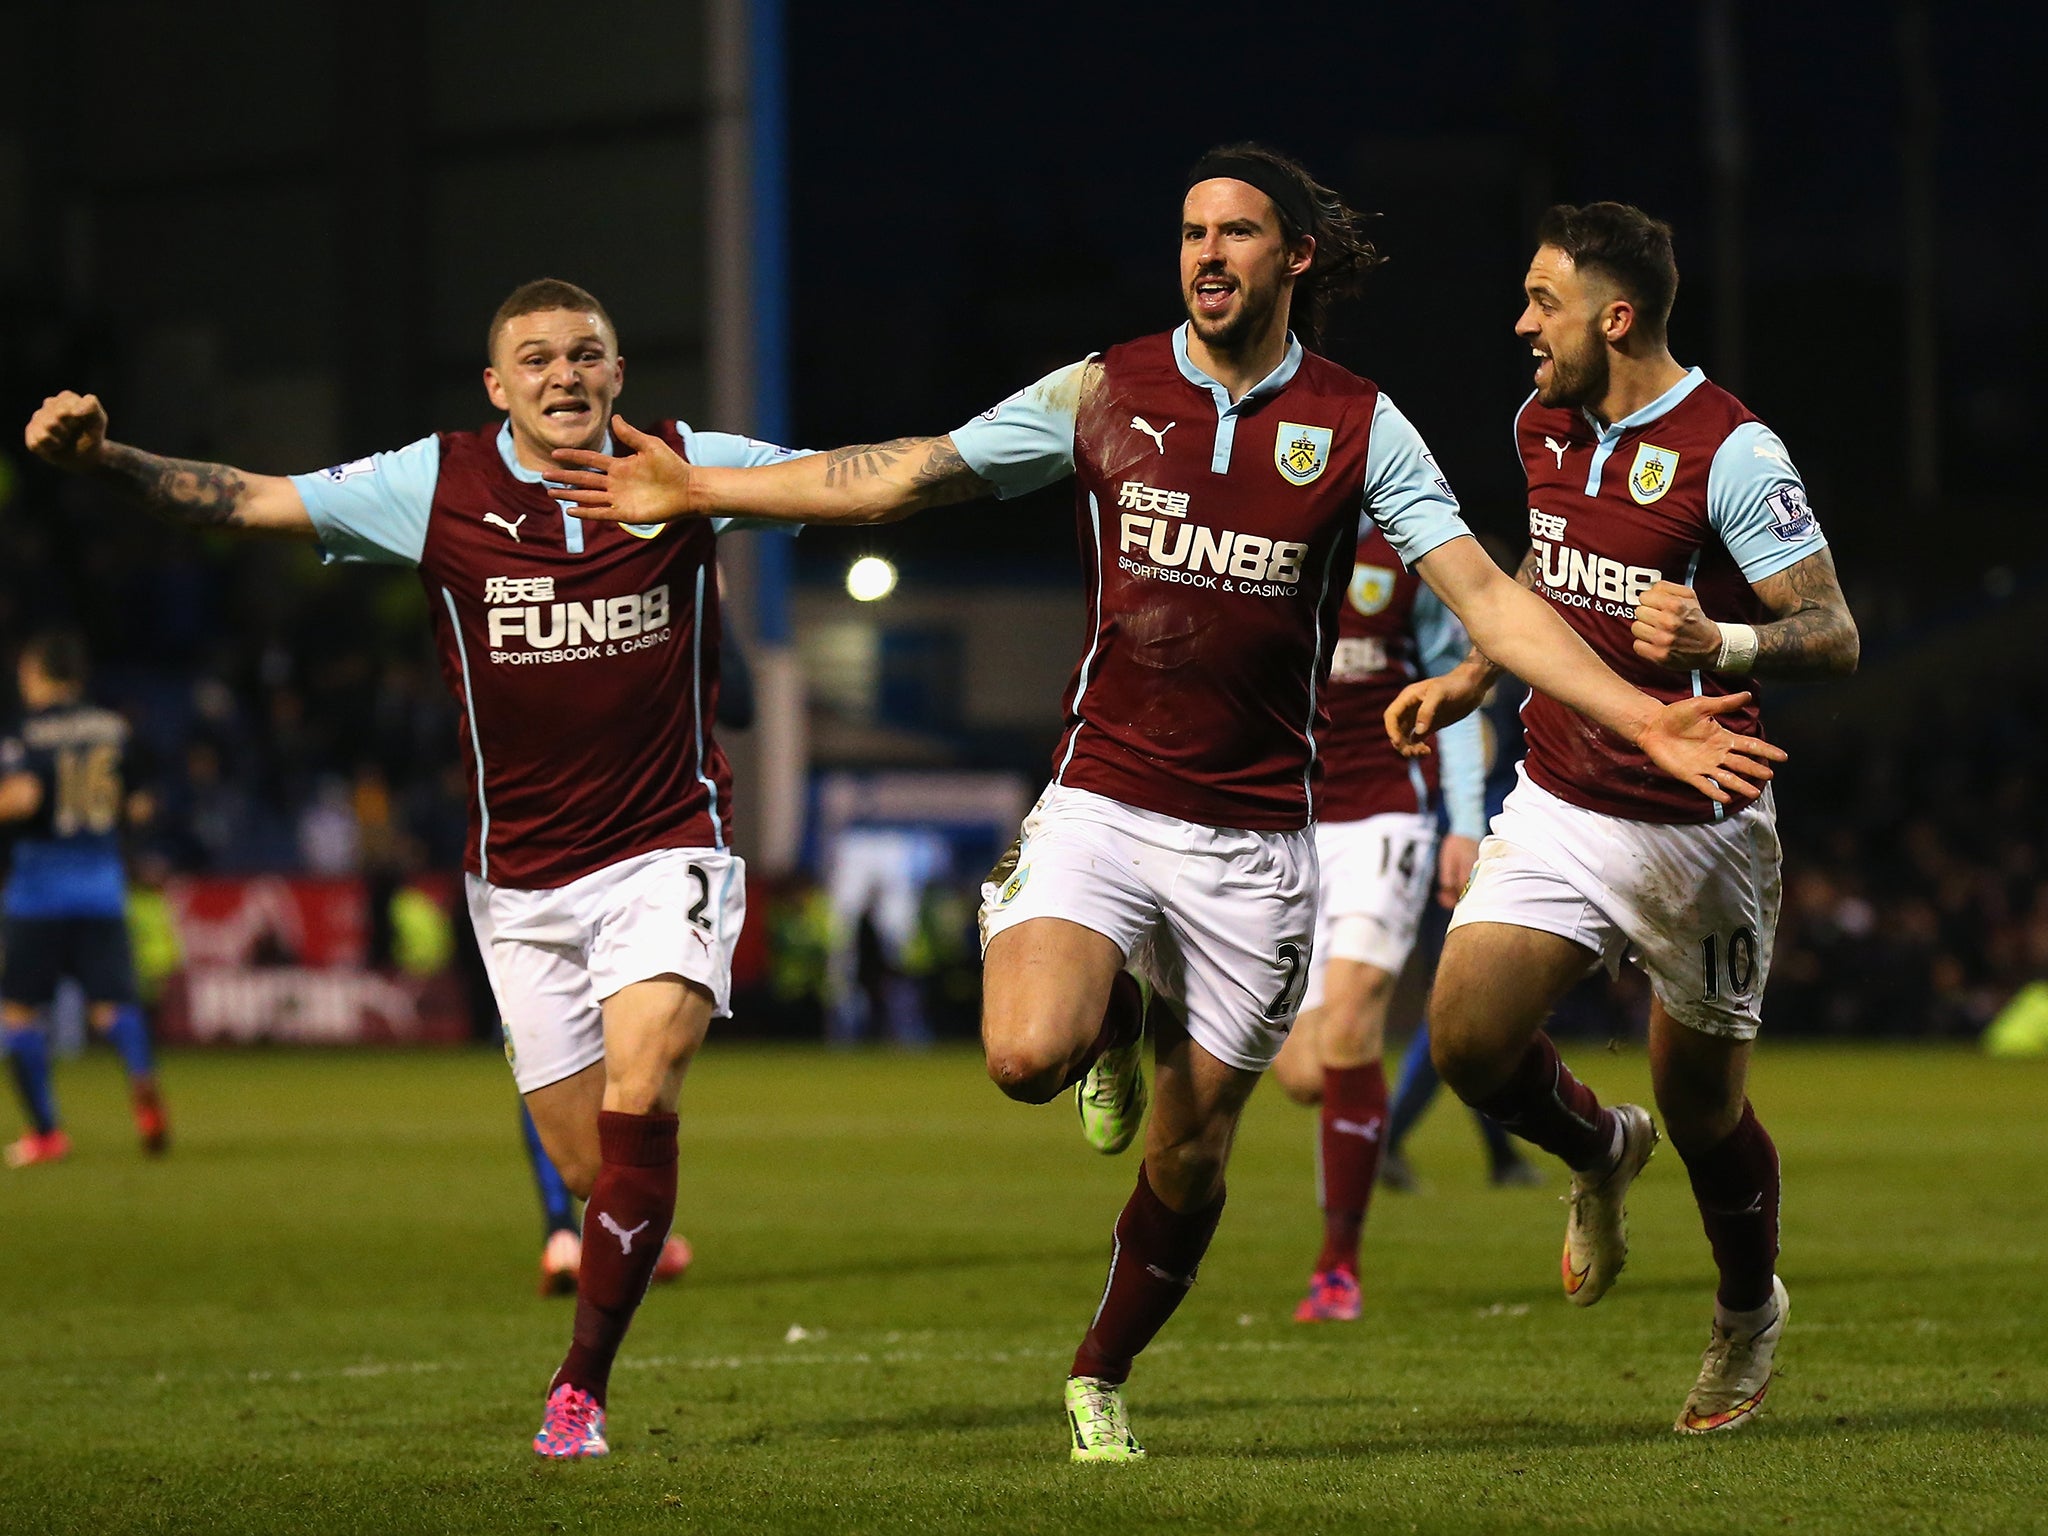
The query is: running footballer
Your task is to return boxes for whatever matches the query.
[547,150,1785,1460]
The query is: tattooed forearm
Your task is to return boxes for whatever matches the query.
[1749,549,1859,678]
[90,442,250,528]
[819,434,990,515]
[908,436,991,507]
[822,438,918,489]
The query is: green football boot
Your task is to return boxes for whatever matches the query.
[1065,1375,1146,1463]
[1076,975,1149,1155]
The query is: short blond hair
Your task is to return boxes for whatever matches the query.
[487,279,616,360]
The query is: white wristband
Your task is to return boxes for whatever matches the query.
[1715,622,1759,674]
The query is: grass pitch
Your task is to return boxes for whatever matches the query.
[3,1040,2042,1535]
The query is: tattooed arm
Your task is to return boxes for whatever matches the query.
[24,392,315,535]
[553,361,1100,526]
[1629,548,1859,679]
[814,434,994,519]
[551,418,994,527]
[1748,549,1860,676]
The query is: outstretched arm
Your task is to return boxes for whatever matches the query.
[1418,544,1540,718]
[24,392,314,536]
[1410,538,1653,744]
[551,359,1098,527]
[1401,536,1784,805]
[552,418,993,527]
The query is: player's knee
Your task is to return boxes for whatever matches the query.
[979,1003,1081,1103]
[1428,1023,1498,1102]
[1319,1007,1385,1067]
[1148,1137,1227,1209]
[984,1043,1064,1104]
[1655,1085,1744,1158]
[1269,1036,1318,1105]
[1269,1073,1318,1105]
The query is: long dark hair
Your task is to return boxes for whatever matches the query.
[1200,142,1383,345]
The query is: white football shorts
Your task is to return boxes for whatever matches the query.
[1448,767,1780,1040]
[1302,811,1440,1010]
[978,783,1317,1072]
[466,845,747,1092]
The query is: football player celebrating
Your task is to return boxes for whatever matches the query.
[1266,529,1486,1321]
[24,280,790,1458]
[548,148,1784,1461]
[1,630,168,1164]
[1390,203,1859,1433]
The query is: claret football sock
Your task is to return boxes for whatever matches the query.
[553,1110,679,1407]
[1470,1032,1616,1172]
[1071,1165,1225,1385]
[4,1024,60,1136]
[1314,1061,1387,1274]
[105,1004,157,1081]
[1681,1100,1780,1315]
[1058,970,1147,1093]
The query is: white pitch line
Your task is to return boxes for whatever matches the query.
[55,1336,1314,1395]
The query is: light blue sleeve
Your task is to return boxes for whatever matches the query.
[1362,394,1472,568]
[949,360,1088,499]
[1707,422,1828,582]
[681,426,811,471]
[678,425,815,535]
[1411,582,1487,840]
[289,436,440,567]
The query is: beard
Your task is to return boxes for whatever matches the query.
[1185,274,1282,356]
[1537,324,1608,410]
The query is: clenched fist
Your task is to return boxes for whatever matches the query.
[1630,580,1723,672]
[24,391,110,472]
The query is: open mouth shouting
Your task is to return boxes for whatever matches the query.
[541,397,595,431]
[1191,273,1238,320]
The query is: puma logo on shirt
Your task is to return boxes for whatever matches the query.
[1544,436,1568,468]
[484,512,528,542]
[1130,416,1175,454]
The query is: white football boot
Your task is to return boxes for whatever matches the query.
[1675,1275,1789,1434]
[1561,1103,1659,1305]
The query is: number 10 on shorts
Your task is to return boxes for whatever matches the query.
[1700,925,1759,999]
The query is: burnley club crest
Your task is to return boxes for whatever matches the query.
[1627,442,1680,505]
[1276,422,1333,486]
[1348,564,1396,616]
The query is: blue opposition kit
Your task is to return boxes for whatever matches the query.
[1,701,138,1004]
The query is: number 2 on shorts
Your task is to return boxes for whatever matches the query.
[1266,940,1311,1021]
[686,864,714,933]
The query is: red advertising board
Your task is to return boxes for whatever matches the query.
[156,877,471,1046]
